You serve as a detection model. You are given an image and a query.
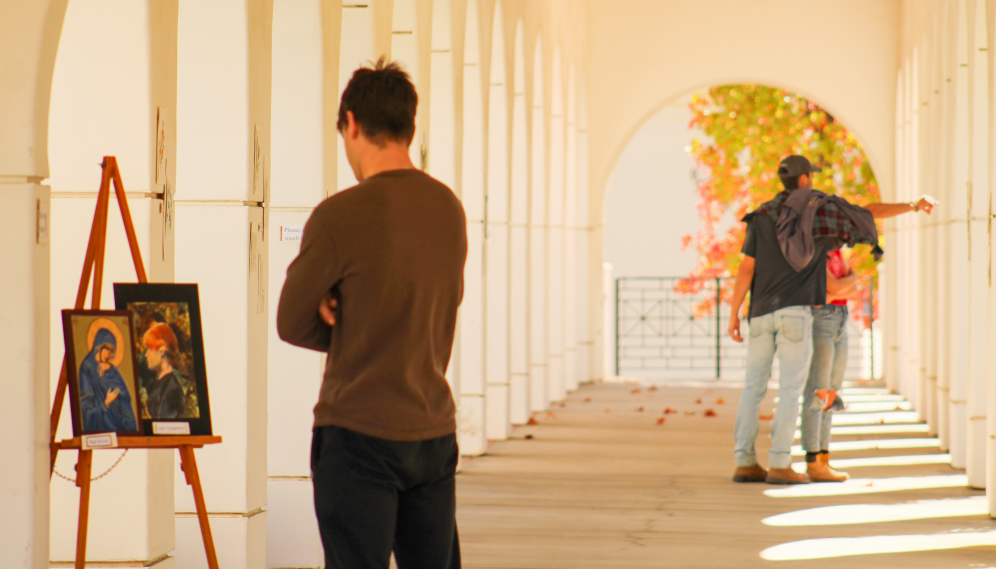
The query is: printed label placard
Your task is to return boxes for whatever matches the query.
[152,422,191,435]
[280,225,303,242]
[82,432,118,450]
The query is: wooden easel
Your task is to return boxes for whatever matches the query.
[49,156,222,569]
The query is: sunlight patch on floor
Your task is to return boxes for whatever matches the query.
[794,424,930,439]
[791,454,952,473]
[824,411,920,426]
[842,401,914,413]
[762,497,988,526]
[764,475,968,498]
[790,438,938,455]
[759,528,996,560]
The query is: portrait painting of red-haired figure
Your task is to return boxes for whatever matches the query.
[62,310,143,437]
[114,283,212,436]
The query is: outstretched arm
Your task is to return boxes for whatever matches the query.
[865,195,936,219]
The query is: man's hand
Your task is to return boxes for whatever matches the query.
[728,314,744,343]
[916,195,938,215]
[318,294,338,326]
[105,388,120,407]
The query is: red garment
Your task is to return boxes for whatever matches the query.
[827,250,848,306]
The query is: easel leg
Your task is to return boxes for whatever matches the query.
[179,446,219,569]
[75,450,93,569]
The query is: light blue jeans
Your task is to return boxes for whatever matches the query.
[800,304,849,452]
[734,305,813,469]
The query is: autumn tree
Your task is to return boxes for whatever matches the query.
[681,84,880,327]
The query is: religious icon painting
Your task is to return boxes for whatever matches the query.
[113,283,212,436]
[62,310,143,437]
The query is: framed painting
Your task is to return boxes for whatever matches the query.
[113,283,212,436]
[63,310,143,437]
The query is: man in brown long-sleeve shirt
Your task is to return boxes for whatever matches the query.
[277,58,467,569]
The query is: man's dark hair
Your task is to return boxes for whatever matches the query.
[337,57,418,146]
[780,174,802,190]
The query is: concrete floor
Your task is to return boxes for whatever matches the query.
[456,381,996,568]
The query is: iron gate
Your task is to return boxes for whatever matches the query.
[614,277,874,379]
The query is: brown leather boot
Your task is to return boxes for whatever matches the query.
[732,463,768,483]
[766,467,809,484]
[821,453,849,480]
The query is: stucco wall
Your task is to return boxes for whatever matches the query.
[585,0,902,224]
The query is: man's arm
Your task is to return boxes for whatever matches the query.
[865,195,936,219]
[727,256,755,343]
[276,218,342,352]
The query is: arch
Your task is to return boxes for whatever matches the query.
[337,2,377,190]
[391,0,422,166]
[457,0,486,456]
[529,34,548,413]
[547,46,565,402]
[508,19,529,425]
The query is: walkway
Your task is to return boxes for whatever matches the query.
[456,382,995,568]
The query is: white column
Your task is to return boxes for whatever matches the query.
[508,25,530,425]
[563,70,579,392]
[936,10,956,452]
[966,5,988,488]
[949,8,971,468]
[528,43,548,412]
[175,1,271,565]
[547,54,566,402]
[484,6,510,440]
[265,0,332,566]
[46,1,177,566]
[0,5,63,568]
[457,0,487,455]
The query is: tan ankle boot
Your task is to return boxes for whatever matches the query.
[821,453,849,480]
[766,467,809,484]
[807,455,847,482]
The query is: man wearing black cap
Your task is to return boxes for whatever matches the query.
[727,154,888,485]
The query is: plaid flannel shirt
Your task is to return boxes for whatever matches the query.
[744,189,881,251]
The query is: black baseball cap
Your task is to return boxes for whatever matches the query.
[777,155,822,178]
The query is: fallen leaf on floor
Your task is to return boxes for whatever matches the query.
[584,397,592,403]
[636,406,644,412]
[695,398,703,404]
[524,434,534,440]
[631,388,641,395]
[655,417,666,426]
[648,386,658,392]
[545,412,558,420]
[684,411,696,416]
[605,408,612,413]
[864,481,873,486]
[894,406,903,411]
[558,402,567,408]
[704,409,717,417]
[759,413,774,420]
[664,407,677,414]
[878,419,886,424]
[527,417,539,425]
[715,398,725,404]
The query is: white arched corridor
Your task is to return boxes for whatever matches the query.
[4,1,996,568]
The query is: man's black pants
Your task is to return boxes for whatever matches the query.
[311,425,461,569]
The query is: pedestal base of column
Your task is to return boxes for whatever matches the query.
[175,511,266,569]
[937,390,950,451]
[485,383,510,440]
[966,417,987,489]
[266,478,323,568]
[950,402,968,468]
[987,436,996,518]
[509,373,529,424]
[529,366,547,413]
[458,394,486,456]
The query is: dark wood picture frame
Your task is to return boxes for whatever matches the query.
[113,283,213,436]
[62,309,144,437]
